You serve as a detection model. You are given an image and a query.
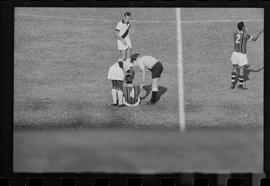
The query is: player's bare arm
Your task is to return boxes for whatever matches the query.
[251,29,263,41]
[139,63,146,88]
[114,30,127,45]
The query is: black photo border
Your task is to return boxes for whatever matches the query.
[0,0,269,185]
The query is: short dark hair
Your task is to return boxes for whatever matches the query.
[125,69,134,83]
[125,74,133,84]
[237,22,245,31]
[124,12,131,17]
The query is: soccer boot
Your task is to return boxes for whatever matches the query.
[118,104,127,107]
[230,82,236,89]
[146,100,156,105]
[109,103,118,106]
[238,85,248,90]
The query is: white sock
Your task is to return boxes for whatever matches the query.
[112,89,117,104]
[152,87,158,92]
[117,90,123,105]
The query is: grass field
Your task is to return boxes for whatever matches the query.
[14,8,263,173]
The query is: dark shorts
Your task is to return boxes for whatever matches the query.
[149,61,163,79]
[112,80,123,90]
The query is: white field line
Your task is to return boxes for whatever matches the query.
[15,13,263,24]
[176,8,185,132]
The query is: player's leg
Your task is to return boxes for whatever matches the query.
[238,65,247,89]
[111,80,118,106]
[119,50,127,62]
[148,62,163,104]
[126,47,131,62]
[230,64,238,89]
[230,52,239,89]
[126,37,132,62]
[116,80,125,107]
[117,39,127,62]
[149,78,159,103]
[238,54,248,90]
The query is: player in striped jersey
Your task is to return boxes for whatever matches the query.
[230,22,263,90]
[133,55,164,104]
[114,12,132,63]
[123,70,140,107]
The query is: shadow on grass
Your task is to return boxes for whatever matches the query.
[244,65,264,82]
[140,85,167,102]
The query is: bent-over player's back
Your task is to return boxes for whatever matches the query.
[137,55,159,69]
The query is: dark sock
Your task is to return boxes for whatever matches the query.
[151,91,158,102]
[238,75,244,87]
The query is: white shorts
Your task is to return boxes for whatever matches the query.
[117,36,132,51]
[107,62,125,81]
[231,51,248,66]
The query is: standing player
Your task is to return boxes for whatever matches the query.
[133,55,164,104]
[107,60,125,107]
[107,59,135,107]
[123,70,140,107]
[114,12,132,62]
[230,22,263,90]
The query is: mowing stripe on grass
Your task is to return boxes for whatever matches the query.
[176,8,186,132]
[15,13,262,24]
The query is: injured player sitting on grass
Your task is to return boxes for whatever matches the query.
[123,69,140,107]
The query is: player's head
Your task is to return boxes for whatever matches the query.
[131,59,138,66]
[130,56,138,66]
[123,12,131,23]
[125,69,135,84]
[237,22,245,32]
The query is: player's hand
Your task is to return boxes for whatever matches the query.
[140,83,144,90]
[122,40,127,45]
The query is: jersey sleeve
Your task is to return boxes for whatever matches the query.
[246,33,253,40]
[115,22,121,31]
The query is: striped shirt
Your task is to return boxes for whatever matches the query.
[116,20,131,39]
[233,31,252,54]
[123,85,140,105]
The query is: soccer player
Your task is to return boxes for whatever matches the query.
[107,60,125,107]
[114,12,132,62]
[133,55,164,104]
[123,70,140,107]
[107,59,135,107]
[230,22,263,90]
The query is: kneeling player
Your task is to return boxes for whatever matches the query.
[123,70,140,107]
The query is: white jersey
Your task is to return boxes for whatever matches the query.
[116,20,131,40]
[136,55,158,70]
